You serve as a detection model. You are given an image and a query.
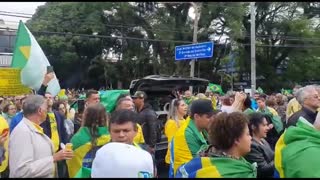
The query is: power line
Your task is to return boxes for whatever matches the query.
[0,13,32,18]
[2,27,320,48]
[242,43,320,48]
[0,10,34,16]
[4,19,320,42]
[2,19,320,44]
[31,30,194,44]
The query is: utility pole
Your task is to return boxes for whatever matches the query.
[189,2,201,94]
[250,2,256,96]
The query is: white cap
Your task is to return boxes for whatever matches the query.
[91,142,154,178]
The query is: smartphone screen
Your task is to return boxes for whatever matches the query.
[47,66,54,73]
[78,99,85,114]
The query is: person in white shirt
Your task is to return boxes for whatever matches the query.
[91,142,154,178]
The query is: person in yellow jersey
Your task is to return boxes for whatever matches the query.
[36,73,70,178]
[286,85,302,120]
[41,92,69,178]
[9,95,73,178]
[170,99,219,177]
[115,97,145,145]
[164,99,187,166]
[0,115,9,178]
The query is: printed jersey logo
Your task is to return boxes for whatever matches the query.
[137,171,153,178]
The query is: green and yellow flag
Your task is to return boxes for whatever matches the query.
[66,127,110,178]
[11,21,60,96]
[275,117,320,178]
[208,83,224,95]
[100,89,129,113]
[256,87,264,94]
[0,116,9,173]
[281,88,292,96]
[175,156,257,178]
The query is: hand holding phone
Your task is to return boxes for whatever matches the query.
[47,66,54,74]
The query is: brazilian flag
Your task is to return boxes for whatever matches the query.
[256,87,264,94]
[208,83,224,95]
[66,127,111,178]
[281,88,292,96]
[175,156,257,178]
[275,117,320,178]
[99,89,129,113]
[70,90,129,113]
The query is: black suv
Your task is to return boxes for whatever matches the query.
[129,75,209,165]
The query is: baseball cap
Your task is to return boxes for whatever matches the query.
[131,91,147,99]
[190,99,216,117]
[91,142,154,178]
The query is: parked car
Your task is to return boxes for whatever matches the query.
[129,74,209,165]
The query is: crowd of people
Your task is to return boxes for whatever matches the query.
[0,78,320,177]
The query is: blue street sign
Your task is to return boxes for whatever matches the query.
[175,41,214,61]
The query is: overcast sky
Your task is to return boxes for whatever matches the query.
[0,2,46,24]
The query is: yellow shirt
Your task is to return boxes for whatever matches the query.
[286,98,301,119]
[133,124,145,144]
[0,116,9,172]
[30,121,44,135]
[268,107,279,116]
[164,118,186,164]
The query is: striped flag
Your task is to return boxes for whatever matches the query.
[208,83,224,95]
[175,156,257,178]
[11,21,60,96]
[66,127,110,178]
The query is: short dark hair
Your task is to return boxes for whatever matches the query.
[209,112,249,150]
[248,112,267,136]
[109,109,138,131]
[190,99,215,119]
[243,95,252,109]
[256,96,266,101]
[52,100,67,116]
[86,90,99,99]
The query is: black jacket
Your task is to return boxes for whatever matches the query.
[37,84,69,145]
[40,110,69,146]
[244,138,274,178]
[137,103,158,148]
[37,84,47,96]
[286,106,318,128]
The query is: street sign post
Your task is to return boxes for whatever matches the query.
[175,41,214,61]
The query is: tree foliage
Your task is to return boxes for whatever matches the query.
[27,2,320,91]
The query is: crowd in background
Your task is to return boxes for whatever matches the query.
[0,82,320,178]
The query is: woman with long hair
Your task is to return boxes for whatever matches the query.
[52,100,74,142]
[164,99,187,165]
[66,104,110,178]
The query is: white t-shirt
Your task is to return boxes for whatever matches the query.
[220,105,234,113]
[91,142,154,178]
